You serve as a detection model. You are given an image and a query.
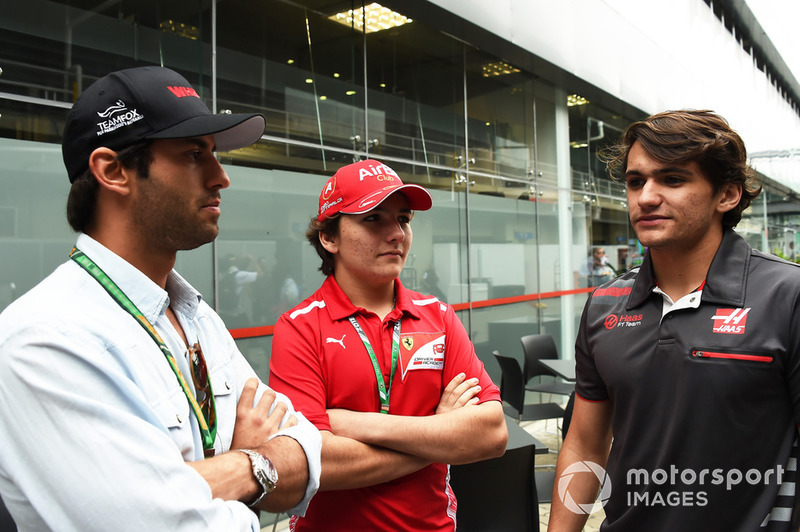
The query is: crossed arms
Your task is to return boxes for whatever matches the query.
[320,373,508,490]
[187,378,315,512]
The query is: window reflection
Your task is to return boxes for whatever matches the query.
[2,0,797,377]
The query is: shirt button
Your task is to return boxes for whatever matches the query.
[176,414,183,424]
[225,381,231,390]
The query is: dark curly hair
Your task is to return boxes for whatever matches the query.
[305,214,341,276]
[601,109,761,229]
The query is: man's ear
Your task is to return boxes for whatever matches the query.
[717,182,743,214]
[87,147,135,196]
[319,230,339,255]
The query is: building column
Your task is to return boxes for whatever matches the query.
[555,87,576,359]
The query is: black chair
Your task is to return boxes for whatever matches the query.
[493,351,565,424]
[0,493,17,532]
[521,334,575,397]
[450,417,540,532]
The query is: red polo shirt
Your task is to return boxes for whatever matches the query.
[269,276,500,531]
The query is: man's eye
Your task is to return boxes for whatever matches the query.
[626,178,643,189]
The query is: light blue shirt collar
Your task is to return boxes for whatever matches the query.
[75,233,202,323]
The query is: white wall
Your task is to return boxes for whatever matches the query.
[427,0,800,156]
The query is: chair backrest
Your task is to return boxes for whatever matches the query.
[492,351,525,414]
[450,439,539,531]
[521,334,559,383]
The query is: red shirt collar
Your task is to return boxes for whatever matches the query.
[319,275,422,322]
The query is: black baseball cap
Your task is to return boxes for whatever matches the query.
[62,66,266,182]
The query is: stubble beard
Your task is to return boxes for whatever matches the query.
[133,179,220,252]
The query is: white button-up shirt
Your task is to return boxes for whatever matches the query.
[0,234,320,531]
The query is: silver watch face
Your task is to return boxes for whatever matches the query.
[240,449,277,504]
[265,456,278,486]
[253,453,278,493]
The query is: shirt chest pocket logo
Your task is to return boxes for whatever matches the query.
[398,333,445,381]
[711,307,751,334]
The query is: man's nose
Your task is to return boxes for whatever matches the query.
[387,220,406,242]
[208,156,231,190]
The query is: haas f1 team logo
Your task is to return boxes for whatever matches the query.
[711,308,750,334]
[604,313,643,330]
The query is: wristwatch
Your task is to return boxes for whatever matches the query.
[238,449,278,507]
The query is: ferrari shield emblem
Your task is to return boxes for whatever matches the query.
[402,337,414,350]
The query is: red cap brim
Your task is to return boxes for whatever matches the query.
[340,184,433,215]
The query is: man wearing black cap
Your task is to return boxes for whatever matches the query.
[0,66,320,530]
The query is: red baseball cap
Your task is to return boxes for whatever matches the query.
[317,159,432,221]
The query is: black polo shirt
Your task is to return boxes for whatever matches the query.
[576,230,800,531]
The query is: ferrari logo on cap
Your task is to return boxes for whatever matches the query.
[402,337,413,350]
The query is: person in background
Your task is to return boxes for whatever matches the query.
[269,159,507,531]
[549,110,800,530]
[578,246,616,287]
[421,261,447,302]
[0,66,320,531]
[219,253,263,327]
[784,239,797,262]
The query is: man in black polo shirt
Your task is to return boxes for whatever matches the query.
[549,110,800,531]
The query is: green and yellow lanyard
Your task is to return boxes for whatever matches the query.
[70,248,217,455]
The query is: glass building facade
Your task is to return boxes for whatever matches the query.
[1,0,797,391]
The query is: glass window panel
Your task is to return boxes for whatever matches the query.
[216,0,366,173]
[215,164,329,330]
[465,48,534,182]
[0,138,73,313]
[418,184,469,305]
[568,97,634,267]
[466,192,540,373]
[0,0,214,148]
[360,8,466,169]
[237,336,271,383]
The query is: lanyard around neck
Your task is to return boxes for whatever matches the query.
[349,316,401,414]
[69,247,217,453]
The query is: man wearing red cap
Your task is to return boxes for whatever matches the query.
[269,159,508,531]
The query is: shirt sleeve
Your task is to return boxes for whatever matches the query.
[0,323,260,532]
[575,296,610,402]
[261,386,321,517]
[441,304,501,403]
[269,313,332,431]
[226,348,320,517]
